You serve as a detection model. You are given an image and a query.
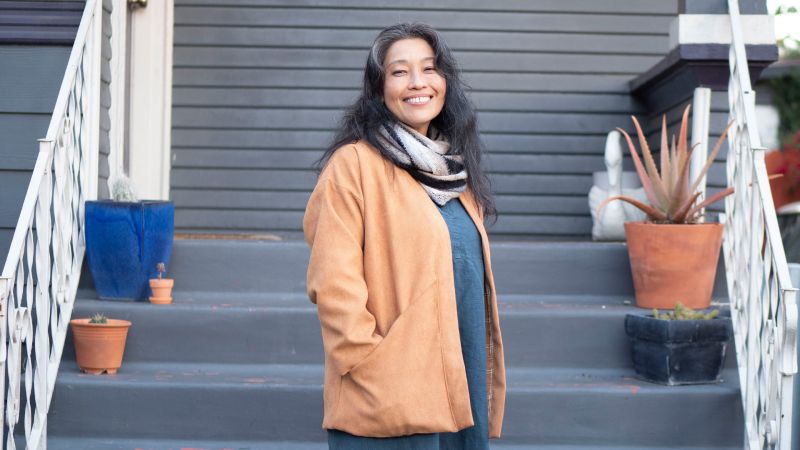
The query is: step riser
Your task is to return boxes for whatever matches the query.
[49,373,742,445]
[65,300,737,370]
[46,439,744,450]
[78,241,729,297]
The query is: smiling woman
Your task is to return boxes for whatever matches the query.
[303,23,506,450]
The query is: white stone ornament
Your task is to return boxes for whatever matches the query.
[589,130,647,241]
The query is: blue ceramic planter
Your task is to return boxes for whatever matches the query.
[85,200,174,301]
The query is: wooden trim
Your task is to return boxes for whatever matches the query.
[128,0,173,200]
[108,0,127,187]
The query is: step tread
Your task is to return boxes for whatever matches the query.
[73,293,730,314]
[45,436,742,450]
[56,361,739,394]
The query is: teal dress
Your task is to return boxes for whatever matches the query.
[327,197,490,450]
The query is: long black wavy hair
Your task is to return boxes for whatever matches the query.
[314,22,496,221]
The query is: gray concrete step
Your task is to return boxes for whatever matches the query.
[77,239,728,298]
[65,295,735,370]
[46,436,743,450]
[48,362,742,447]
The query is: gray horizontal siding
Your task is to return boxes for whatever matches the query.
[172,0,677,238]
[0,45,72,258]
[0,1,82,45]
[176,0,676,14]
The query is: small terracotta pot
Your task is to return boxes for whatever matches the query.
[624,222,724,309]
[70,318,131,375]
[149,278,174,304]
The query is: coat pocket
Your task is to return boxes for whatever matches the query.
[332,280,457,437]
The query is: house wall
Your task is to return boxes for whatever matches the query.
[171,0,680,239]
[0,1,82,260]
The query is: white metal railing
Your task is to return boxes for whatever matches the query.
[723,1,799,449]
[0,0,102,448]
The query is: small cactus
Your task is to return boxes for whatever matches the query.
[89,313,108,324]
[156,262,166,280]
[652,302,720,320]
[110,175,138,202]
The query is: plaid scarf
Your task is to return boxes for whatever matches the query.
[377,123,468,206]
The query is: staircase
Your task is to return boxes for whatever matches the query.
[47,238,743,449]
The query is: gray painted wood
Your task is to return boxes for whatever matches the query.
[0,8,79,256]
[171,0,677,238]
[175,7,673,33]
[0,171,32,228]
[177,0,676,14]
[0,47,71,113]
[0,45,73,254]
[0,1,82,44]
[0,230,12,264]
[0,114,52,169]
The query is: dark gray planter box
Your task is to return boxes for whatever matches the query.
[624,313,733,385]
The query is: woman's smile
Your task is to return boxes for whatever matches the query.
[404,95,432,104]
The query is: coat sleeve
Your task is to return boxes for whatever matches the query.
[303,146,383,377]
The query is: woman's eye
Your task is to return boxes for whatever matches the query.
[392,70,406,76]
[424,67,436,72]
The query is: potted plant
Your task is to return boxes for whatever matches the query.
[70,313,132,375]
[597,104,734,309]
[85,175,174,301]
[149,262,174,304]
[764,66,800,209]
[625,302,733,385]
[766,131,800,209]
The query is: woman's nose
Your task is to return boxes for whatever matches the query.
[408,70,427,89]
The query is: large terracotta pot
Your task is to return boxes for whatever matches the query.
[70,318,132,375]
[624,222,724,309]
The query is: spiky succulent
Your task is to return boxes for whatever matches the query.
[652,302,720,320]
[598,104,734,224]
[156,262,166,280]
[89,313,108,324]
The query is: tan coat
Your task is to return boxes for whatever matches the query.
[303,140,506,438]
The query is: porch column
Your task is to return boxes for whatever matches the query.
[127,0,174,200]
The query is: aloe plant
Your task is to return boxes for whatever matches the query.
[597,104,734,224]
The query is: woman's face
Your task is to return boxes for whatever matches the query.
[382,38,446,136]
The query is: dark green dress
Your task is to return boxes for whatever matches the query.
[327,197,490,450]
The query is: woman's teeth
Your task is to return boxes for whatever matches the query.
[405,96,431,104]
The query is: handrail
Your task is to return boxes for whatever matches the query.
[0,0,102,448]
[723,1,798,449]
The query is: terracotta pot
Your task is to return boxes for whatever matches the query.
[149,278,174,304]
[624,222,724,309]
[70,318,131,375]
